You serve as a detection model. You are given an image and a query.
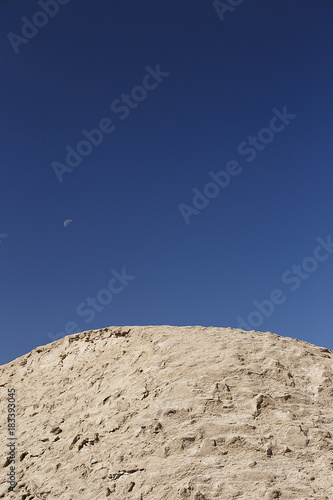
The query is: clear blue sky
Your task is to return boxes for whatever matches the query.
[1,0,333,365]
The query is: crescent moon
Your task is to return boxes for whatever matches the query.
[64,219,72,228]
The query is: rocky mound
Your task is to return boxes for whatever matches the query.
[1,325,333,499]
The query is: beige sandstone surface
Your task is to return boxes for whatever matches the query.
[1,325,333,499]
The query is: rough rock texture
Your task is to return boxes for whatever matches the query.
[1,325,333,499]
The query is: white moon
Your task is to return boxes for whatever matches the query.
[64,219,72,228]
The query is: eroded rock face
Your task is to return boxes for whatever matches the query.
[1,325,333,499]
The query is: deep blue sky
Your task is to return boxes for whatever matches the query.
[1,0,333,365]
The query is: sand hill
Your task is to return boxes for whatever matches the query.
[1,325,333,499]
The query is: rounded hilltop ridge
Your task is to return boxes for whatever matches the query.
[0,325,332,499]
